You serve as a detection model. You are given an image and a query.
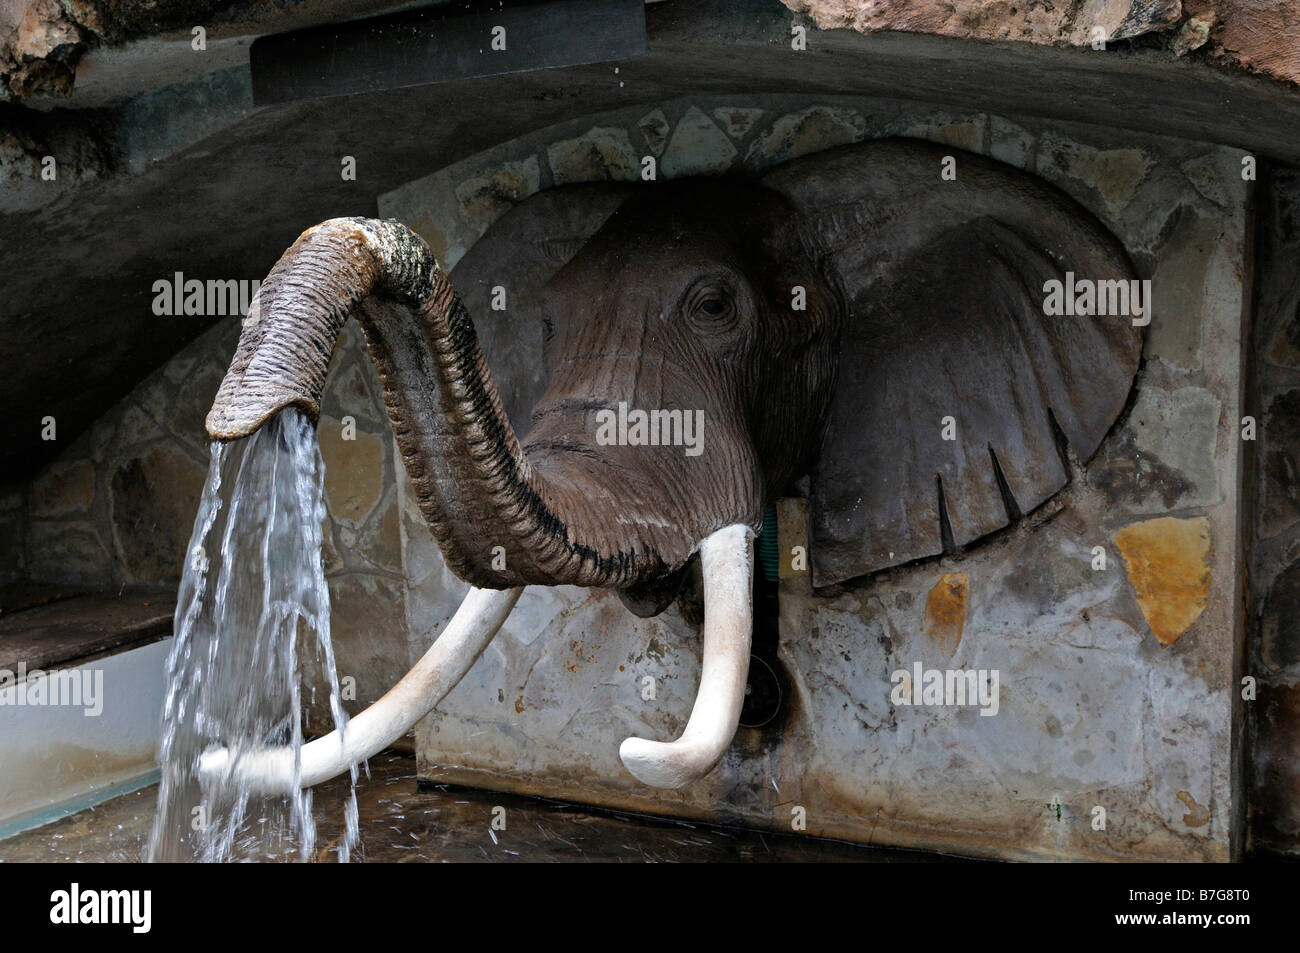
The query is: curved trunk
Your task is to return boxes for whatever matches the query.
[208,218,761,790]
[207,217,670,589]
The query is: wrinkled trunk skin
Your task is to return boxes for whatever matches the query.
[207,217,743,591]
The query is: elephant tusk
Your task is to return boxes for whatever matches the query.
[618,523,755,788]
[197,586,522,795]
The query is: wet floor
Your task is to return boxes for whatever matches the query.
[0,752,960,862]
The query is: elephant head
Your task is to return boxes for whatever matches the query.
[200,139,1141,792]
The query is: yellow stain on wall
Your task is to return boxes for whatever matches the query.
[1113,516,1212,647]
[924,573,968,658]
[1177,790,1211,828]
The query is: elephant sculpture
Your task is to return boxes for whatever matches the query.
[200,139,1141,792]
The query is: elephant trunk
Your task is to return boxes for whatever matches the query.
[206,218,755,792]
[207,217,658,590]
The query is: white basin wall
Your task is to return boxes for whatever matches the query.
[0,639,169,839]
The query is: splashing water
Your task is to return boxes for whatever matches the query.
[147,409,359,863]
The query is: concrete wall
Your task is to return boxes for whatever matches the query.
[0,639,170,835]
[380,96,1251,862]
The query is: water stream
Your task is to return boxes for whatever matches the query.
[146,409,359,863]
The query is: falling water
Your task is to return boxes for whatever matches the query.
[146,409,359,863]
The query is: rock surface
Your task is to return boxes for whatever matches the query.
[783,0,1300,85]
[786,0,1183,45]
[0,0,85,100]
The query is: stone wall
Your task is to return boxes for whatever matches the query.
[380,95,1251,861]
[13,314,410,723]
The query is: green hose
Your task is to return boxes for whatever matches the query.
[757,505,780,582]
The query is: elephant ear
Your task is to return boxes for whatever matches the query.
[761,139,1142,588]
[448,183,635,433]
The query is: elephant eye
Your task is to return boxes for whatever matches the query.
[687,285,736,331]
